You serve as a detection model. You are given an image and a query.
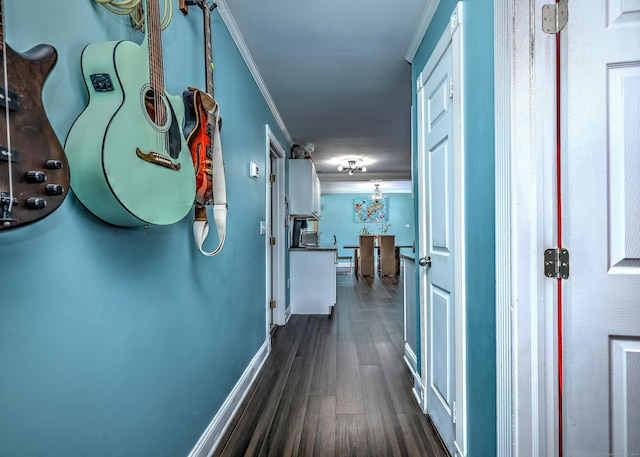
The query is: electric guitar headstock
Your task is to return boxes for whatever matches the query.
[180,0,217,15]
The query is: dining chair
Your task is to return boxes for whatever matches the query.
[333,235,353,274]
[379,235,396,276]
[359,235,375,277]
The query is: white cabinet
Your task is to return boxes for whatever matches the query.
[289,249,336,315]
[288,159,321,218]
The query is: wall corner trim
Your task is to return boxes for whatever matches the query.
[405,0,441,63]
[188,340,270,457]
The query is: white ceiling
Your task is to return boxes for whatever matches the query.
[216,0,430,190]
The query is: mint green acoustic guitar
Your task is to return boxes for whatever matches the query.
[65,0,195,226]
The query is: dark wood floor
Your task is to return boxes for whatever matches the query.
[213,273,449,457]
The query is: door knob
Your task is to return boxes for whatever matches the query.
[419,256,432,267]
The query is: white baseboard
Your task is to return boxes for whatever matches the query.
[188,340,270,457]
[411,374,425,412]
[404,344,424,410]
[404,343,418,374]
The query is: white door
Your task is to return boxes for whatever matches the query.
[564,2,640,455]
[417,31,456,456]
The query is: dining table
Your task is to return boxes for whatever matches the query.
[343,244,413,277]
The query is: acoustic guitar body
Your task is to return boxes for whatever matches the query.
[64,40,196,226]
[0,43,70,230]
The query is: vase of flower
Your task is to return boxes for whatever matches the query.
[359,225,371,236]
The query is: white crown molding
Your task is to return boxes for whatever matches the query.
[405,0,441,63]
[215,0,293,146]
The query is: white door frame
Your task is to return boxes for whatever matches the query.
[265,125,287,334]
[417,4,466,455]
[494,1,559,456]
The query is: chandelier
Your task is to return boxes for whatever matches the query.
[370,184,386,201]
[337,159,366,175]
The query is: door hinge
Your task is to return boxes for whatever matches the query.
[449,78,454,98]
[269,300,276,309]
[452,401,457,424]
[270,173,276,183]
[544,248,570,279]
[269,236,276,246]
[542,0,568,34]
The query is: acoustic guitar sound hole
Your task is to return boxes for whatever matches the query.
[141,87,171,132]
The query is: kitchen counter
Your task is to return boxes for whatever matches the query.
[289,247,337,252]
[289,249,336,315]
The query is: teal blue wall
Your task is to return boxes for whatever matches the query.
[319,193,415,257]
[0,2,287,456]
[411,1,496,456]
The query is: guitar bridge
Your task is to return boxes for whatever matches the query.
[0,192,18,225]
[136,148,181,171]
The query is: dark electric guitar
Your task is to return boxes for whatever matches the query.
[183,0,218,207]
[182,0,227,256]
[0,0,69,230]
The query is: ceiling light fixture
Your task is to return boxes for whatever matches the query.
[370,183,386,201]
[337,159,366,176]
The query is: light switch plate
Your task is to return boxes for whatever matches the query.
[250,162,259,179]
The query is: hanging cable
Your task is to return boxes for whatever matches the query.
[93,0,141,16]
[93,0,173,31]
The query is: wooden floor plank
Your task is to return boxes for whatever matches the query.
[376,340,423,414]
[309,327,337,396]
[397,413,450,457]
[336,282,356,343]
[259,356,315,457]
[360,365,406,457]
[368,313,393,342]
[298,395,336,457]
[353,322,381,366]
[214,368,285,457]
[335,414,369,457]
[335,341,365,415]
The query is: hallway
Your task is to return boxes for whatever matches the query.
[214,273,448,456]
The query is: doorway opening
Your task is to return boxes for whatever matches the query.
[265,125,287,334]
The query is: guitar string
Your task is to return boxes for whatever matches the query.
[1,0,15,217]
[149,0,161,156]
[95,0,173,157]
[147,0,167,156]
